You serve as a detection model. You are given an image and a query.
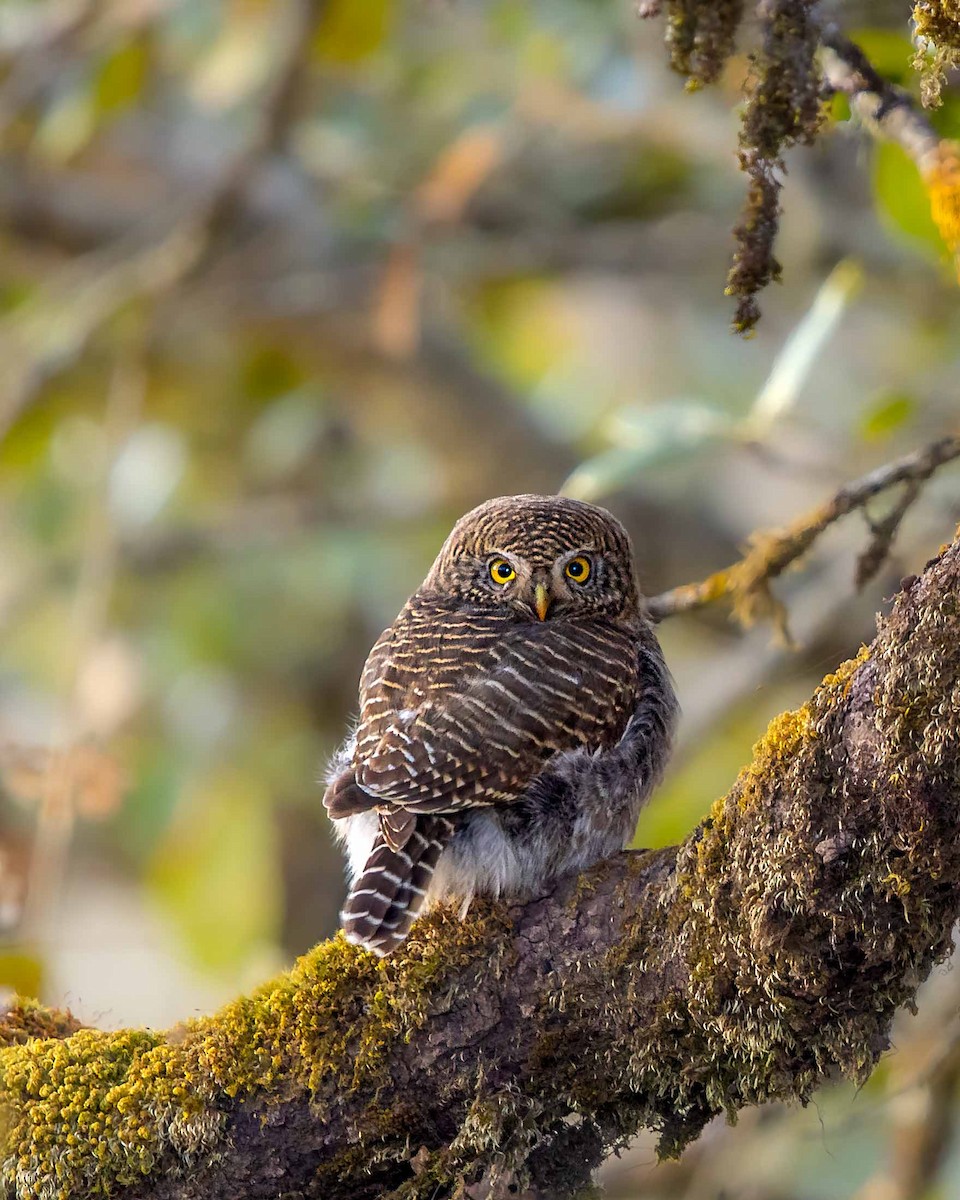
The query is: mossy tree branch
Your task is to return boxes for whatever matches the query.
[3,524,960,1196]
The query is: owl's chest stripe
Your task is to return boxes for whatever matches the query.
[507,641,583,687]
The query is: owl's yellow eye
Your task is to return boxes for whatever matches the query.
[565,556,591,583]
[489,558,516,585]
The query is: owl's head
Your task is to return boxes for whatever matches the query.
[424,494,641,622]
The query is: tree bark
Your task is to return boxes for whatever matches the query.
[3,533,960,1200]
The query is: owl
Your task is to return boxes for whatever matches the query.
[323,494,677,956]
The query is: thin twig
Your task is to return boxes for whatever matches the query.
[819,27,944,174]
[819,27,960,281]
[17,353,144,946]
[647,436,960,627]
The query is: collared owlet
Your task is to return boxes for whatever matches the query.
[323,494,678,956]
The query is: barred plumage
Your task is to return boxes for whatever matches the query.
[324,495,677,955]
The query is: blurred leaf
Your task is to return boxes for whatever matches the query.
[847,29,917,83]
[829,91,851,123]
[519,29,567,78]
[0,950,43,1001]
[244,390,326,483]
[314,0,392,65]
[15,478,74,544]
[561,400,729,499]
[471,279,576,389]
[241,343,308,405]
[933,92,960,140]
[609,399,730,449]
[859,392,916,442]
[190,7,275,109]
[372,241,423,359]
[0,281,34,315]
[416,126,503,224]
[94,40,149,116]
[560,448,642,502]
[873,142,946,260]
[488,0,531,43]
[746,259,863,432]
[147,768,280,970]
[33,87,97,162]
[0,401,61,473]
[562,401,729,501]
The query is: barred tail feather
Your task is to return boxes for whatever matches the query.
[341,816,454,956]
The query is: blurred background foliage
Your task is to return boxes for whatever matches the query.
[0,1,959,1197]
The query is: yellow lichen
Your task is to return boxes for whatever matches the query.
[0,912,511,1200]
[923,140,960,279]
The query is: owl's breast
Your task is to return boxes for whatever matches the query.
[356,595,642,791]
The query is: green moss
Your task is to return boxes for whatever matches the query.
[586,642,945,1157]
[0,908,513,1200]
[664,0,746,86]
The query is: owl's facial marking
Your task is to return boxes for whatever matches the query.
[425,494,641,623]
[469,547,618,621]
[541,550,611,618]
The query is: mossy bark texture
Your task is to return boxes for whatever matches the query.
[3,536,960,1200]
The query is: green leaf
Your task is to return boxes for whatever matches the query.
[847,29,916,83]
[858,392,916,442]
[561,401,730,501]
[607,400,730,450]
[828,92,851,123]
[147,768,281,970]
[746,259,863,432]
[872,141,945,260]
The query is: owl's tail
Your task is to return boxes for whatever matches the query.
[341,815,455,956]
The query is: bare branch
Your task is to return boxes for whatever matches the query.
[646,435,960,627]
[820,27,944,172]
[820,27,960,279]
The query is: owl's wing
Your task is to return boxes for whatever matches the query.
[355,621,639,815]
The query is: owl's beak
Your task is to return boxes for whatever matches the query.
[534,582,552,621]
